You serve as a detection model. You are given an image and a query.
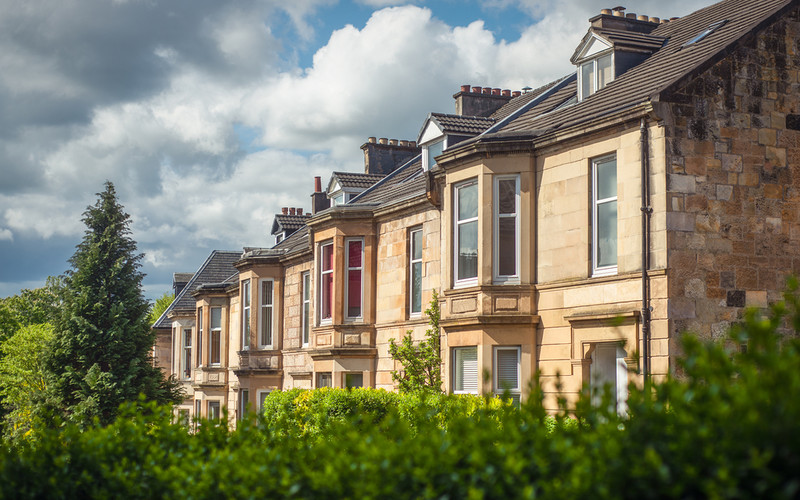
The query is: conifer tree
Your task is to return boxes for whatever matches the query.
[47,182,181,426]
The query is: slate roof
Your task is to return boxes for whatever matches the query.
[350,155,425,208]
[570,28,666,64]
[152,250,241,328]
[498,0,794,137]
[270,213,311,236]
[490,77,570,121]
[329,171,386,190]
[428,113,496,136]
[273,225,311,254]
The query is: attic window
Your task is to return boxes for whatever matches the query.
[579,53,613,101]
[682,20,727,48]
[424,138,445,170]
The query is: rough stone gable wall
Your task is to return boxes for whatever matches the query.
[662,7,800,347]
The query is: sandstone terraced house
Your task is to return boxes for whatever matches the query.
[153,0,800,422]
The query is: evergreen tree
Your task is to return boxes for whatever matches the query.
[47,182,182,426]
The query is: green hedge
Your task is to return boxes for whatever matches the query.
[2,282,800,498]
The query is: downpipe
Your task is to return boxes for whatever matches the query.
[640,118,652,380]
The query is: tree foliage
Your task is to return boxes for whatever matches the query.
[45,182,182,427]
[388,290,442,393]
[148,291,174,326]
[0,278,61,343]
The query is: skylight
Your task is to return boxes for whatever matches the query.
[682,20,728,48]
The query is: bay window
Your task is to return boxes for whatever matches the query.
[182,328,192,380]
[196,307,203,366]
[319,242,333,323]
[454,179,479,286]
[241,279,251,350]
[210,306,221,366]
[259,279,274,349]
[592,155,618,276]
[302,272,311,347]
[453,346,478,394]
[409,227,423,315]
[493,175,520,283]
[346,238,363,319]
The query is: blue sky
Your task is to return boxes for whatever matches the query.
[0,0,715,301]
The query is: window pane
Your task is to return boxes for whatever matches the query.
[322,244,333,271]
[240,390,249,418]
[412,229,422,260]
[498,217,517,276]
[597,201,618,268]
[411,261,422,313]
[317,372,332,388]
[498,179,516,214]
[597,54,613,90]
[496,348,519,391]
[303,273,310,301]
[348,240,362,268]
[581,62,594,99]
[259,392,270,411]
[427,140,444,169]
[261,307,272,346]
[262,281,273,305]
[457,220,478,281]
[243,308,250,347]
[454,347,478,392]
[210,307,221,329]
[208,402,220,420]
[322,273,332,319]
[211,331,220,364]
[596,158,617,200]
[348,269,362,317]
[345,373,363,388]
[302,302,310,344]
[457,182,478,221]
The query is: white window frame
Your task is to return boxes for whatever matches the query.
[578,52,614,101]
[241,279,251,350]
[259,278,274,349]
[207,400,221,420]
[454,179,479,288]
[409,227,423,316]
[257,389,271,413]
[182,328,192,380]
[345,237,364,320]
[422,137,446,171]
[318,241,333,325]
[317,372,332,388]
[494,346,521,403]
[592,155,618,277]
[196,307,203,367]
[452,346,479,395]
[493,175,520,284]
[209,306,222,367]
[590,343,628,416]
[301,271,311,347]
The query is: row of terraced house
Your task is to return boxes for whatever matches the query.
[153,0,800,423]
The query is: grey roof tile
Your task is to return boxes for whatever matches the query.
[429,113,495,136]
[330,171,386,189]
[271,213,311,236]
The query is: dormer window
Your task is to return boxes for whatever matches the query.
[425,139,445,170]
[579,53,613,101]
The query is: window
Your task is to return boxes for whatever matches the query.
[182,328,192,379]
[592,155,618,276]
[494,346,521,405]
[260,279,274,349]
[454,179,479,286]
[196,308,203,366]
[453,347,479,394]
[317,372,332,388]
[409,227,423,315]
[424,139,445,170]
[257,390,271,413]
[178,409,190,426]
[210,307,222,366]
[346,238,363,319]
[302,272,311,347]
[494,175,520,283]
[682,20,727,48]
[242,279,251,350]
[590,344,628,416]
[207,401,221,421]
[239,389,250,419]
[332,193,344,206]
[194,399,201,421]
[579,53,613,101]
[319,242,333,323]
[345,373,363,389]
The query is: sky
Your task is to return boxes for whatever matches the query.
[0,0,717,302]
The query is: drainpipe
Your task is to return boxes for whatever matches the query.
[640,118,652,380]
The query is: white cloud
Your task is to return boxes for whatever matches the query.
[0,228,12,241]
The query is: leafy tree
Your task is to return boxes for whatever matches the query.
[0,324,54,439]
[46,182,182,427]
[389,290,442,393]
[148,291,174,326]
[0,277,61,343]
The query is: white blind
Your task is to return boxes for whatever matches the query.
[496,348,519,391]
[455,347,478,393]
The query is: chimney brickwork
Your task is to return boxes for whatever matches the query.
[311,176,330,214]
[453,85,514,117]
[360,138,421,175]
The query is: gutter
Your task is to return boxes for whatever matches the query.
[640,117,652,380]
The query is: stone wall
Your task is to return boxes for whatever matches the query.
[662,6,800,349]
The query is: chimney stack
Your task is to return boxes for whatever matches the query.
[311,176,330,215]
[361,137,421,175]
[454,84,515,117]
[591,6,660,33]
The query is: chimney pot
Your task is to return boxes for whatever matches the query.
[460,84,470,92]
[502,89,510,97]
[409,141,416,147]
[613,10,624,17]
[492,88,501,95]
[482,87,491,95]
[378,137,388,144]
[389,139,398,146]
[282,207,288,214]
[289,208,296,215]
[649,16,660,23]
[512,90,521,97]
[314,176,322,192]
[296,208,302,215]
[637,14,647,21]
[472,86,482,93]
[626,13,636,19]
[600,8,612,14]
[368,136,376,143]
